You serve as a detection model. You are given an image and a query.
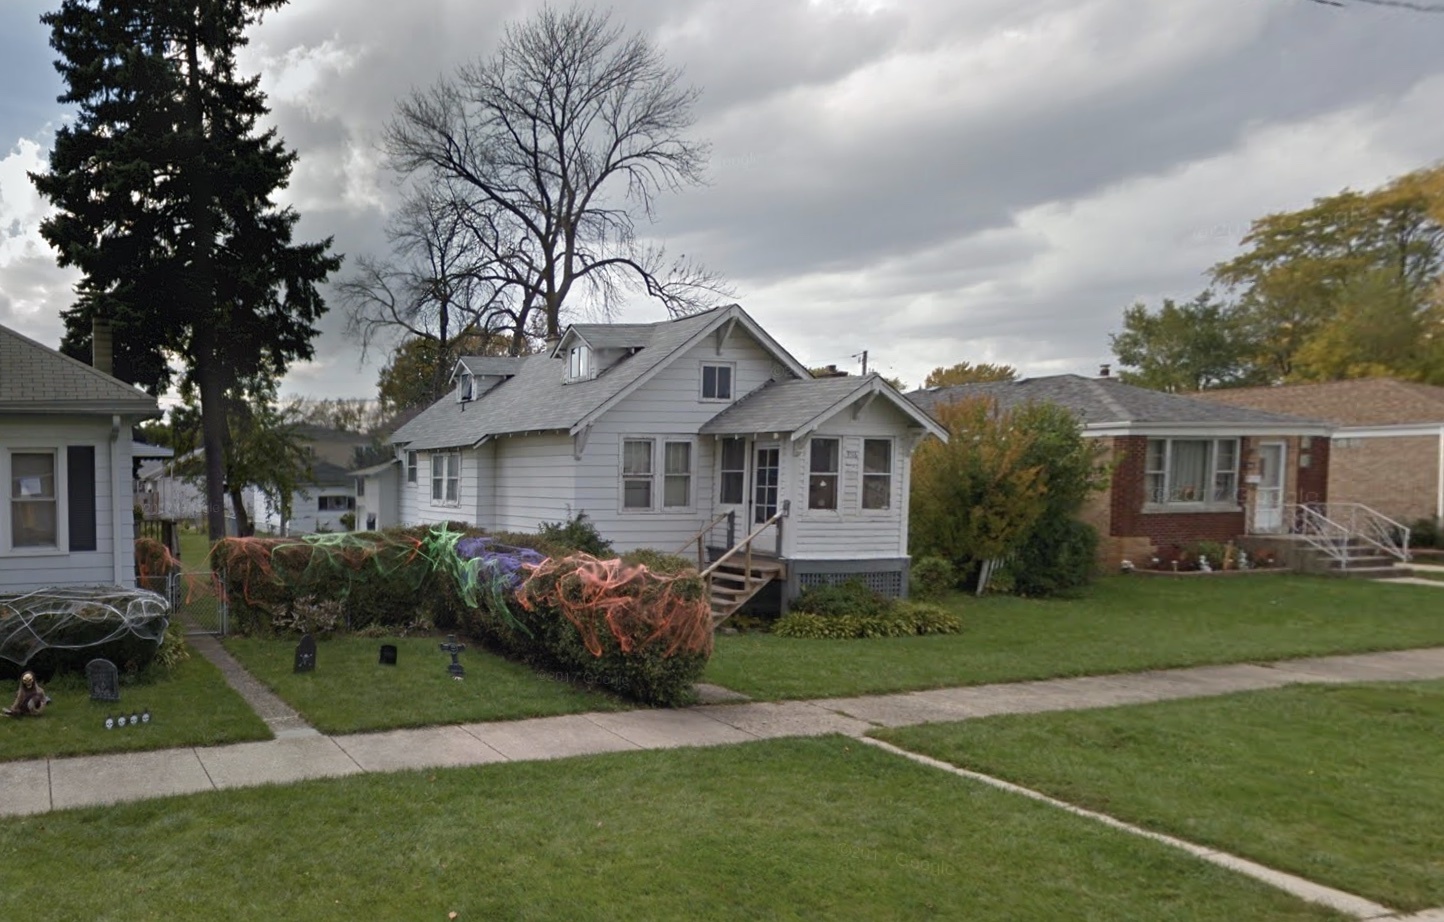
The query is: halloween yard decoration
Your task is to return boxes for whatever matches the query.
[3,672,49,717]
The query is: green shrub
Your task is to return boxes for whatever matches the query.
[793,579,890,619]
[909,556,956,600]
[537,511,613,557]
[1010,518,1098,597]
[0,589,169,679]
[621,548,698,575]
[893,600,963,635]
[1410,517,1441,550]
[153,620,191,671]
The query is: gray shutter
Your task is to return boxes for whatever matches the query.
[67,446,98,552]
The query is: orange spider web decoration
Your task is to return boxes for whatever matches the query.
[517,554,713,658]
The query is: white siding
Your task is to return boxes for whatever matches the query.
[579,333,781,551]
[357,467,400,531]
[0,415,136,592]
[788,399,914,560]
[403,448,487,528]
[492,434,577,533]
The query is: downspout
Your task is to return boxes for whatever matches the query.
[1437,426,1443,524]
[110,415,126,586]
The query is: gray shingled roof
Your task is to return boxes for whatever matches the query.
[700,375,879,434]
[0,323,159,415]
[391,307,735,450]
[567,324,654,350]
[457,356,530,376]
[907,375,1330,430]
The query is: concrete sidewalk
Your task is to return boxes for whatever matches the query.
[4,645,1444,818]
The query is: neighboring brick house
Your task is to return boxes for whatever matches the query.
[908,375,1333,568]
[1198,379,1444,527]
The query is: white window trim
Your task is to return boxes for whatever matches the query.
[567,344,593,382]
[620,437,656,513]
[430,451,461,507]
[3,446,70,557]
[860,437,894,513]
[806,436,842,514]
[662,439,696,511]
[700,362,735,402]
[1142,437,1242,512]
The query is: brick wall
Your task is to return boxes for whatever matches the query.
[1329,434,1441,523]
[1092,432,1329,567]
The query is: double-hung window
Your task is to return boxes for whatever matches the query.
[622,439,654,510]
[1145,438,1240,505]
[568,345,592,381]
[808,438,840,510]
[663,441,692,509]
[431,452,460,505]
[10,451,58,548]
[862,439,892,510]
[406,451,418,484]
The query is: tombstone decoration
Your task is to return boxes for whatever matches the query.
[294,633,317,673]
[379,644,398,666]
[439,635,466,680]
[86,658,121,702]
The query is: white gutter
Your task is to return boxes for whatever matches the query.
[110,414,126,586]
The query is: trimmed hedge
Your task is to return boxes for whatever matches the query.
[213,528,711,706]
[773,599,962,640]
[1,588,169,680]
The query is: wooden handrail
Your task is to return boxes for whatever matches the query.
[674,510,733,557]
[702,505,788,579]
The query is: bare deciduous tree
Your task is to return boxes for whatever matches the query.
[382,4,732,351]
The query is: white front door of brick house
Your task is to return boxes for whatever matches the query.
[1253,442,1286,533]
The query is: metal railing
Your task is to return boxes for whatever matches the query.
[1284,502,1411,568]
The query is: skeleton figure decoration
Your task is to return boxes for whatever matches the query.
[3,672,48,717]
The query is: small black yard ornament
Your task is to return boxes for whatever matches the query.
[439,635,465,680]
[379,644,398,666]
[294,633,317,673]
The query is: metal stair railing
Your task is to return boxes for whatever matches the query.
[1284,502,1412,570]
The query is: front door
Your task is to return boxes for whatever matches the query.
[1253,442,1286,533]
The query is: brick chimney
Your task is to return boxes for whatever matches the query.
[1098,363,1111,378]
[92,315,114,377]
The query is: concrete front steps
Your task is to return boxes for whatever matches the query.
[1240,535,1413,580]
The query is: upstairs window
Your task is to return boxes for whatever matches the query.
[701,363,733,401]
[808,438,840,510]
[459,373,474,401]
[568,345,592,381]
[356,477,366,498]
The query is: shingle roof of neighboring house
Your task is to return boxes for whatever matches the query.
[701,373,946,440]
[907,375,1330,433]
[307,460,356,487]
[1195,378,1444,428]
[564,324,655,350]
[0,322,158,415]
[392,305,812,451]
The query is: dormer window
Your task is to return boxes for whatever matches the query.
[567,345,592,381]
[459,373,474,401]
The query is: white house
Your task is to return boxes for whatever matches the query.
[389,304,946,613]
[0,322,159,593]
[245,460,358,535]
[354,460,400,532]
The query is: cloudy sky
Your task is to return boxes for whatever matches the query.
[2,0,1443,399]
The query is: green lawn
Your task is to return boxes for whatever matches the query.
[0,737,1342,921]
[175,528,213,573]
[0,654,269,762]
[706,575,1444,700]
[876,680,1444,912]
[223,635,627,734]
